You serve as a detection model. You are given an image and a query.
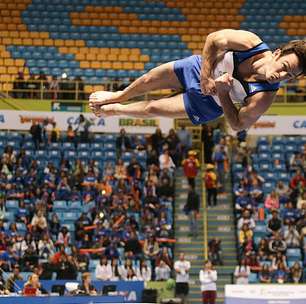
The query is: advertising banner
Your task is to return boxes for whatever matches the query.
[247,115,306,135]
[0,110,174,134]
[225,284,306,304]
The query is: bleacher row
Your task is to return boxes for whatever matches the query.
[232,135,306,283]
[0,0,305,86]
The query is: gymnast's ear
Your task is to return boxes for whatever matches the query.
[272,48,281,59]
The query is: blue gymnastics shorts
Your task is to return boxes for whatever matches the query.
[173,55,223,125]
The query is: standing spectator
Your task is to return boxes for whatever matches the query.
[49,122,60,143]
[5,264,23,292]
[267,210,282,236]
[182,150,200,188]
[208,238,223,266]
[185,184,200,237]
[66,124,75,142]
[204,164,217,207]
[75,114,91,143]
[201,125,214,164]
[174,253,191,303]
[155,260,171,281]
[30,121,42,150]
[159,149,175,172]
[151,128,164,154]
[177,126,192,159]
[234,259,250,284]
[143,235,160,279]
[13,71,26,98]
[212,145,228,192]
[116,128,131,156]
[49,76,59,100]
[199,260,217,304]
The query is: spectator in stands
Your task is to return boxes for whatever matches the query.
[127,157,144,180]
[56,254,78,280]
[66,124,75,143]
[208,238,223,266]
[297,191,306,209]
[239,223,253,255]
[119,259,135,281]
[155,260,171,281]
[289,261,303,283]
[31,210,47,237]
[159,149,175,172]
[185,183,200,237]
[235,189,252,212]
[204,164,218,207]
[38,233,55,262]
[273,262,288,283]
[245,251,261,273]
[212,144,228,192]
[259,264,272,283]
[57,226,71,247]
[267,210,282,237]
[156,247,172,269]
[13,71,26,99]
[151,128,164,155]
[23,273,43,296]
[5,264,23,292]
[30,121,42,150]
[78,272,97,296]
[124,231,142,259]
[174,253,191,303]
[284,222,301,248]
[157,177,174,201]
[201,125,214,164]
[290,168,306,190]
[116,128,131,156]
[105,242,120,260]
[49,213,60,237]
[143,235,160,278]
[75,114,92,143]
[199,260,217,304]
[49,75,59,100]
[237,210,256,230]
[264,190,280,210]
[269,232,287,254]
[137,260,152,281]
[114,159,127,180]
[126,267,138,281]
[95,256,112,281]
[49,122,60,143]
[271,251,288,271]
[234,258,250,284]
[182,150,200,188]
[177,126,192,159]
[281,201,300,224]
[109,258,121,281]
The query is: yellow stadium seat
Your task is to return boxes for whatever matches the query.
[287,29,297,35]
[0,4,6,9]
[12,38,23,45]
[91,61,101,69]
[129,54,138,62]
[289,22,299,29]
[17,24,27,31]
[15,59,24,66]
[80,61,90,69]
[12,17,21,24]
[64,40,75,47]
[75,53,86,60]
[296,29,306,35]
[96,54,107,61]
[123,62,133,69]
[108,54,118,61]
[9,31,19,38]
[4,58,14,66]
[58,47,69,53]
[112,62,122,69]
[75,40,85,47]
[130,49,140,55]
[101,62,112,69]
[33,39,43,46]
[39,32,49,39]
[54,40,64,47]
[118,54,129,62]
[2,37,12,44]
[1,10,10,17]
[19,31,30,38]
[43,39,54,46]
[29,32,40,39]
[8,66,18,74]
[86,53,96,61]
[139,55,149,62]
[118,26,129,33]
[133,62,144,70]
[69,47,79,53]
[0,67,7,74]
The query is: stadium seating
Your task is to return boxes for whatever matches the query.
[0,0,305,85]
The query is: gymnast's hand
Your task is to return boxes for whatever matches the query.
[215,73,233,94]
[200,75,217,96]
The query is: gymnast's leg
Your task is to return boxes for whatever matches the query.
[96,94,188,119]
[89,61,182,111]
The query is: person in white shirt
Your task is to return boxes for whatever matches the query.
[159,149,175,171]
[155,260,171,281]
[137,260,152,282]
[199,260,217,304]
[95,256,112,280]
[234,258,250,284]
[174,253,191,302]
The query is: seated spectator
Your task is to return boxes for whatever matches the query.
[290,168,306,190]
[49,213,60,237]
[264,190,280,210]
[143,235,160,271]
[119,259,135,281]
[66,125,75,142]
[56,255,78,280]
[137,260,152,282]
[49,122,60,143]
[273,262,288,283]
[95,256,112,281]
[124,231,142,259]
[245,251,261,273]
[208,238,223,266]
[127,157,144,180]
[269,233,287,254]
[78,272,97,296]
[259,264,272,283]
[289,261,302,283]
[234,259,250,284]
[31,211,47,236]
[235,189,252,211]
[125,267,138,281]
[110,258,121,281]
[5,264,23,292]
[283,223,300,248]
[238,223,253,254]
[275,181,289,203]
[15,200,28,224]
[156,247,172,268]
[159,149,175,172]
[22,274,43,296]
[155,260,171,281]
[237,210,256,230]
[156,177,174,201]
[57,226,71,247]
[281,201,300,224]
[271,252,288,271]
[114,159,128,180]
[38,233,55,261]
[104,242,120,260]
[116,128,131,156]
[267,209,282,236]
[297,191,306,209]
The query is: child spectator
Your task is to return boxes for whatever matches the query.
[204,164,218,207]
[182,150,200,188]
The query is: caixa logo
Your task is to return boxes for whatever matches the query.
[293,120,306,128]
[67,116,105,126]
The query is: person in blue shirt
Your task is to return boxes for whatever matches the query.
[89,30,305,132]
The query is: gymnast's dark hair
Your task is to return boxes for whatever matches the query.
[279,40,306,76]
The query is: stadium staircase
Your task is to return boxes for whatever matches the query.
[206,176,237,303]
[174,168,204,304]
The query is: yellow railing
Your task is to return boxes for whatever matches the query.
[0,78,305,102]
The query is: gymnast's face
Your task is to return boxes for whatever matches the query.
[265,50,302,83]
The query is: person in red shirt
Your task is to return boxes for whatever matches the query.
[290,169,306,190]
[182,150,200,188]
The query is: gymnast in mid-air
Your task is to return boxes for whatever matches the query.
[89,29,306,131]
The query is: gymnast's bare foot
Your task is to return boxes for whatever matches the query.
[89,91,123,112]
[95,103,119,117]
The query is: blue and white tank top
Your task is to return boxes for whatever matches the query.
[211,42,280,106]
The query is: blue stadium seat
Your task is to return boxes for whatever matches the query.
[91,143,103,151]
[53,201,67,212]
[92,151,104,162]
[6,200,19,212]
[249,272,258,283]
[78,143,90,151]
[104,143,116,152]
[287,248,302,261]
[68,201,82,213]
